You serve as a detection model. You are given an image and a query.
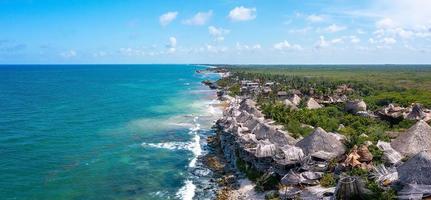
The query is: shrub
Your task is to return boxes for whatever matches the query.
[236,158,262,181]
[320,173,336,187]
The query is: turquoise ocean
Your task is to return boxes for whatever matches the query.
[0,65,222,200]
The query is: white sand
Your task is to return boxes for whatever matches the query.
[226,179,265,200]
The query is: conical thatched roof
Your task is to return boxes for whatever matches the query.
[284,99,298,110]
[239,99,263,118]
[391,120,431,157]
[405,104,426,120]
[306,98,322,110]
[279,145,304,161]
[255,140,277,158]
[238,133,258,146]
[398,150,431,185]
[289,94,301,106]
[252,123,297,145]
[243,116,261,130]
[296,127,346,158]
[236,111,250,123]
[345,100,367,114]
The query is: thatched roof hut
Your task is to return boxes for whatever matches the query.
[405,104,426,121]
[391,120,431,157]
[243,116,261,131]
[278,145,305,161]
[306,98,323,110]
[398,150,431,185]
[235,111,250,123]
[296,127,346,159]
[252,123,297,145]
[255,140,277,158]
[289,94,302,106]
[345,100,367,114]
[239,99,263,118]
[277,91,288,98]
[284,99,298,110]
[238,133,258,147]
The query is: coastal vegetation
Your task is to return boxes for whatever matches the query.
[217,65,431,107]
[211,65,431,199]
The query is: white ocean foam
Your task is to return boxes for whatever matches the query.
[137,85,222,200]
[188,134,201,167]
[141,141,190,151]
[176,180,196,200]
[188,116,202,168]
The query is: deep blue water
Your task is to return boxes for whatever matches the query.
[0,65,221,200]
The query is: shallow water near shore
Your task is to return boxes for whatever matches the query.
[0,65,222,200]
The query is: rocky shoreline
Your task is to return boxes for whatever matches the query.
[200,67,431,200]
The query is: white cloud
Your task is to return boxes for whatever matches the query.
[368,37,397,47]
[396,28,414,39]
[306,14,324,23]
[167,37,177,53]
[93,51,107,57]
[183,11,213,26]
[60,50,77,58]
[330,38,344,44]
[228,6,256,22]
[273,40,302,51]
[315,36,345,49]
[325,24,347,33]
[159,11,178,26]
[350,36,361,43]
[356,29,366,34]
[208,26,230,41]
[119,48,146,56]
[204,44,228,53]
[315,36,330,49]
[382,37,396,45]
[236,42,261,51]
[376,18,397,29]
[377,0,431,28]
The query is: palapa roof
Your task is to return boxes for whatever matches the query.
[284,99,298,110]
[235,111,250,123]
[243,116,261,130]
[238,133,258,147]
[345,100,367,113]
[239,99,263,118]
[277,91,288,96]
[255,140,277,158]
[391,120,431,157]
[278,145,304,161]
[306,98,323,109]
[405,104,426,120]
[289,94,302,106]
[296,127,346,158]
[252,123,297,145]
[397,150,431,185]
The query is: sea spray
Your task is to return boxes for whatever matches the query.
[176,180,196,200]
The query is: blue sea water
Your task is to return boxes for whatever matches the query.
[0,65,222,200]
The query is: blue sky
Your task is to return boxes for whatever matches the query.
[0,0,430,64]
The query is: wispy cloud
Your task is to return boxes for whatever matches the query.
[183,11,213,26]
[325,24,347,33]
[306,14,324,23]
[159,11,178,26]
[166,37,177,53]
[60,50,77,58]
[208,26,230,41]
[273,40,302,51]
